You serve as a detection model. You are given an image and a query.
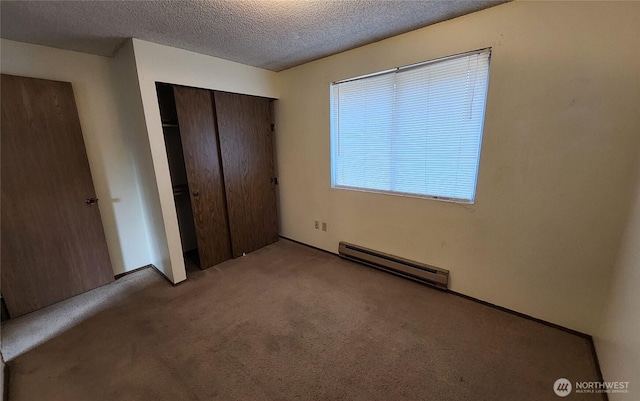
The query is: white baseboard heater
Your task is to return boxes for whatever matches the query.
[338,242,449,289]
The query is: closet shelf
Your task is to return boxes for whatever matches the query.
[162,123,179,128]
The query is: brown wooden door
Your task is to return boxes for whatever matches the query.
[173,86,232,268]
[1,74,114,317]
[214,91,278,257]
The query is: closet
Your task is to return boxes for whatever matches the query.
[156,83,278,270]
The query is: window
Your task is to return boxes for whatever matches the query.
[330,48,491,203]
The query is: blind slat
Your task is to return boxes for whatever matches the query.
[330,50,490,203]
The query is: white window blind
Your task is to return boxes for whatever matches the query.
[330,49,491,203]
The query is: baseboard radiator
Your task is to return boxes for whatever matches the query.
[338,242,449,289]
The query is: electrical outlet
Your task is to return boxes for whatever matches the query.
[314,221,319,229]
[322,222,327,231]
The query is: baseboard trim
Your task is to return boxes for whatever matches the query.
[447,290,590,338]
[149,265,187,287]
[115,264,187,287]
[114,264,152,280]
[150,264,174,286]
[279,236,337,256]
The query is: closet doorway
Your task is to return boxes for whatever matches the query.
[156,83,278,271]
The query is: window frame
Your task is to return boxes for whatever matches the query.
[329,48,492,204]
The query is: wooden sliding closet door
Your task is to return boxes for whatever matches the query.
[1,74,114,317]
[173,86,232,268]
[214,91,278,257]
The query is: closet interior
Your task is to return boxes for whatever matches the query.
[156,83,278,271]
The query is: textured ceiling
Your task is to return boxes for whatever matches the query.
[0,0,508,71]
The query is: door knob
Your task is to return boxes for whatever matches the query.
[192,191,200,197]
[85,198,99,205]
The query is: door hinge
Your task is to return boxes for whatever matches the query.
[271,124,275,132]
[271,177,278,185]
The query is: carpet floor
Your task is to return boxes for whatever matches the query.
[2,239,603,401]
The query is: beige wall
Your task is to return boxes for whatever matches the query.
[275,1,640,334]
[595,158,640,400]
[111,40,165,279]
[131,39,280,283]
[2,1,639,391]
[1,39,152,275]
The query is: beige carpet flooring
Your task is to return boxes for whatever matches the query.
[2,239,603,401]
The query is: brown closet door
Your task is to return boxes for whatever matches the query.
[214,91,278,257]
[173,86,232,268]
[1,74,114,317]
